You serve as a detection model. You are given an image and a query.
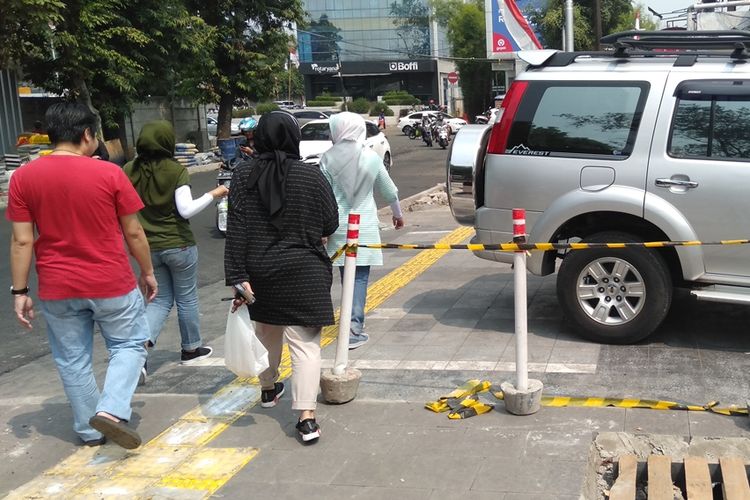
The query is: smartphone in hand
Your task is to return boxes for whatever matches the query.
[233,283,256,304]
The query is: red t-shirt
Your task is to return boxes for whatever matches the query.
[6,155,145,300]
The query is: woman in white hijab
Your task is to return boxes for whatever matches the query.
[320,112,404,349]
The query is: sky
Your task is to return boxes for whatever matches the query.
[654,1,697,14]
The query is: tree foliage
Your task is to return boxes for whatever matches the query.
[8,0,213,130]
[432,0,491,118]
[527,0,657,50]
[184,0,304,138]
[0,0,65,70]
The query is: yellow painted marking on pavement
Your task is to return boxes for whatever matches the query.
[115,447,193,477]
[158,448,259,494]
[9,225,473,499]
[75,476,158,497]
[147,420,230,448]
[44,445,130,476]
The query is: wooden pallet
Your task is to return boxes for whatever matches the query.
[610,454,750,500]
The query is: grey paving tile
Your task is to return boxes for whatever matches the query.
[503,494,580,500]
[429,491,505,500]
[454,292,499,309]
[421,328,472,346]
[526,294,564,320]
[648,347,703,374]
[405,344,464,361]
[333,452,481,490]
[208,412,290,449]
[471,457,586,494]
[324,421,406,454]
[481,306,516,320]
[462,428,527,458]
[218,483,433,500]
[453,343,505,362]
[241,447,348,485]
[375,330,429,346]
[548,345,602,365]
[392,316,440,332]
[499,344,552,364]
[522,430,593,460]
[389,426,469,455]
[624,408,690,435]
[688,411,750,438]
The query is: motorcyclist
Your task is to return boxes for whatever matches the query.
[238,116,257,157]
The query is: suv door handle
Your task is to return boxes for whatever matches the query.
[655,178,699,189]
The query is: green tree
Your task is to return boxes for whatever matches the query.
[390,0,431,58]
[185,0,304,138]
[432,0,491,118]
[11,0,212,131]
[527,0,654,50]
[0,0,64,70]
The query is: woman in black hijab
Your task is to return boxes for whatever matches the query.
[225,111,338,443]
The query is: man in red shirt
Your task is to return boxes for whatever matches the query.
[7,102,157,449]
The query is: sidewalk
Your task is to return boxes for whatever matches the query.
[2,203,749,499]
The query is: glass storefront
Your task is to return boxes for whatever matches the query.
[297,0,450,103]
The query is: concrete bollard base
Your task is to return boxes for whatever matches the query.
[320,368,362,404]
[500,379,544,415]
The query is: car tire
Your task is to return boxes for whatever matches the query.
[402,125,413,137]
[556,231,672,344]
[383,152,391,172]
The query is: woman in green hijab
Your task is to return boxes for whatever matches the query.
[124,121,227,380]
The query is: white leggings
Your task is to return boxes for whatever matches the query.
[255,322,321,411]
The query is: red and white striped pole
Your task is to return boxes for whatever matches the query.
[513,208,529,392]
[333,213,360,376]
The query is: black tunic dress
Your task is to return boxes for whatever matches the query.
[224,159,339,327]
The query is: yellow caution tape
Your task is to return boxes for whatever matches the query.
[425,379,492,413]
[426,381,749,419]
[334,238,750,255]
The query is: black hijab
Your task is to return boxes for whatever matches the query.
[247,111,301,230]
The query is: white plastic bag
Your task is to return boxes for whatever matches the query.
[224,304,269,377]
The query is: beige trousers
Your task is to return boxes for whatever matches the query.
[255,322,321,411]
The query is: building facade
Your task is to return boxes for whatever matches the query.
[297,0,456,107]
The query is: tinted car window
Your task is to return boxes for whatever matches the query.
[410,113,422,119]
[366,123,380,138]
[295,111,326,119]
[300,123,331,141]
[670,84,750,160]
[507,82,649,158]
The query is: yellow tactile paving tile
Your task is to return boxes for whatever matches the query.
[158,447,259,493]
[43,445,130,477]
[146,420,230,448]
[181,385,261,421]
[6,225,471,499]
[113,446,193,477]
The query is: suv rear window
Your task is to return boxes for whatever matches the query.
[506,82,649,158]
[669,80,750,160]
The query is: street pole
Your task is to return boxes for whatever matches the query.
[594,0,602,50]
[565,0,574,52]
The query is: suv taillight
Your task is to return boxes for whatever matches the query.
[486,81,528,155]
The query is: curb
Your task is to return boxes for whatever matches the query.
[377,182,446,217]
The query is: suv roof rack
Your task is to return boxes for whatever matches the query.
[530,30,750,69]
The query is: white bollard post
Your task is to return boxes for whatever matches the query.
[513,208,529,392]
[332,213,360,376]
[501,208,543,415]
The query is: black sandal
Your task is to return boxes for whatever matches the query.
[89,415,142,449]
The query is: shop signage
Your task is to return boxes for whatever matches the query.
[389,61,420,72]
[310,63,340,74]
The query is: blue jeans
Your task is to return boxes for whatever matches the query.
[40,288,149,442]
[147,245,202,351]
[339,266,370,335]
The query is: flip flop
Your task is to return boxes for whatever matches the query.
[89,415,141,449]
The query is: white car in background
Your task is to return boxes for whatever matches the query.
[299,119,392,171]
[397,111,467,136]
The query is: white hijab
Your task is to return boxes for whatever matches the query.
[320,112,379,208]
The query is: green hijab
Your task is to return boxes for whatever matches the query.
[124,120,181,207]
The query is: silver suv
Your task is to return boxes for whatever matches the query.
[448,31,750,344]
